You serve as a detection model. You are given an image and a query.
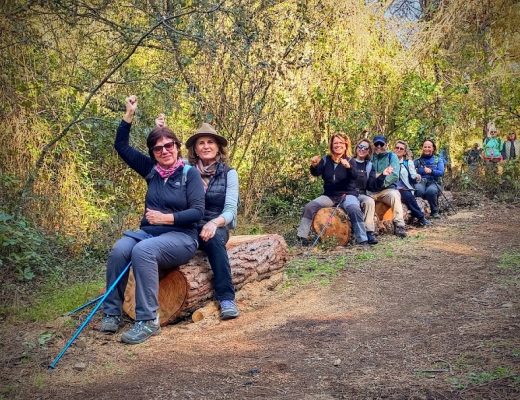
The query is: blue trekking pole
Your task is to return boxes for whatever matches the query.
[49,261,132,369]
[65,294,104,316]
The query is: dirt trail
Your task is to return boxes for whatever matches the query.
[2,202,519,399]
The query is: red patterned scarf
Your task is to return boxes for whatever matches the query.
[154,159,184,178]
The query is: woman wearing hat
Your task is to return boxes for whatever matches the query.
[183,122,240,319]
[100,96,205,344]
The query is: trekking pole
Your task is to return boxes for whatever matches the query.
[49,261,132,369]
[311,194,347,248]
[430,179,456,214]
[65,294,104,316]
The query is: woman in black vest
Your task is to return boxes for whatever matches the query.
[185,123,240,320]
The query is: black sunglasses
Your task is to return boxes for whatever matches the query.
[374,142,385,147]
[152,141,176,154]
[357,145,369,151]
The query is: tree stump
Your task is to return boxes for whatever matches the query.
[123,234,288,326]
[374,202,395,234]
[311,207,352,246]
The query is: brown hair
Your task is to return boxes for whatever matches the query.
[329,132,352,158]
[187,135,228,165]
[355,139,373,160]
[146,127,182,162]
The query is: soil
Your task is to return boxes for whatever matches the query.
[1,199,519,399]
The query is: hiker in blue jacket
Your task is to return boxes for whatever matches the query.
[100,96,205,344]
[394,140,431,227]
[369,135,407,238]
[184,123,240,320]
[296,132,369,247]
[414,139,445,219]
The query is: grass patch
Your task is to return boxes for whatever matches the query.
[498,251,520,270]
[285,255,350,285]
[449,366,519,390]
[8,279,104,322]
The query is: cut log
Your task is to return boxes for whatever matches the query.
[311,207,351,246]
[123,234,288,326]
[191,301,219,322]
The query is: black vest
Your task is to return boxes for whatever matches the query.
[203,162,232,223]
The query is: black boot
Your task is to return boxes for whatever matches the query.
[366,231,379,245]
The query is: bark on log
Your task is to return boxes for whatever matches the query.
[311,207,352,246]
[123,234,288,326]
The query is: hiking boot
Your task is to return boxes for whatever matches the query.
[99,314,124,334]
[431,212,441,219]
[366,231,379,245]
[297,237,311,247]
[220,300,239,320]
[394,225,407,238]
[121,317,160,344]
[418,217,432,227]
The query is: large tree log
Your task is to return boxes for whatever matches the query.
[312,207,352,245]
[123,234,288,326]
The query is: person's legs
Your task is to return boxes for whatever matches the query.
[342,195,368,244]
[200,228,234,301]
[296,195,334,240]
[424,182,440,215]
[103,235,137,317]
[400,190,425,219]
[374,189,405,227]
[414,181,426,199]
[358,194,376,232]
[131,231,198,321]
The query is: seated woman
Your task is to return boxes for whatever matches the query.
[184,123,240,320]
[296,132,368,247]
[414,139,445,219]
[349,139,382,245]
[393,140,431,227]
[100,96,205,344]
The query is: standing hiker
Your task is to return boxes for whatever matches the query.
[502,132,519,161]
[482,124,503,163]
[414,139,445,219]
[100,95,205,344]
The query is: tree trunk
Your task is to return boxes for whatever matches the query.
[123,234,288,326]
[312,207,352,246]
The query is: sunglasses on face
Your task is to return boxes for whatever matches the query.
[357,145,369,151]
[374,142,385,147]
[152,141,176,154]
[395,146,405,151]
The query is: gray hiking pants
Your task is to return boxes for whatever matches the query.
[103,230,198,321]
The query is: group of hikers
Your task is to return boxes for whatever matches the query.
[296,134,445,247]
[100,95,446,345]
[464,124,519,168]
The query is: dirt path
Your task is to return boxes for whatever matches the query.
[2,201,519,399]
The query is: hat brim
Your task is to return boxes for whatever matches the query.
[185,132,228,148]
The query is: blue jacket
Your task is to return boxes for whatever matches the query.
[414,154,445,183]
